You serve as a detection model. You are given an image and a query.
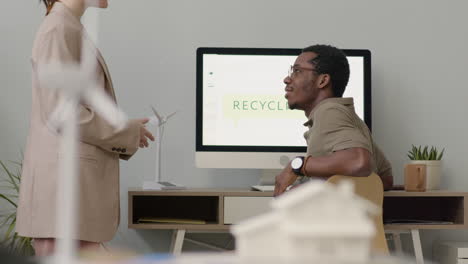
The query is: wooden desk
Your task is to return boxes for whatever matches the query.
[128,189,468,260]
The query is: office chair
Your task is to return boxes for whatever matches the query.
[327,173,389,254]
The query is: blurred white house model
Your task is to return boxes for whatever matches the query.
[231,180,379,263]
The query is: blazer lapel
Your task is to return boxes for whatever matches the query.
[81,31,117,102]
[95,48,116,101]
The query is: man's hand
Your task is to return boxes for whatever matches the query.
[274,163,298,197]
[136,118,155,148]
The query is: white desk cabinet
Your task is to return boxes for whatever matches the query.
[435,241,468,264]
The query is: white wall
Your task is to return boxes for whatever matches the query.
[1,0,468,259]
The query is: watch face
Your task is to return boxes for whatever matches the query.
[291,157,303,170]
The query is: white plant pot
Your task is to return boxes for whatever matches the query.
[408,160,442,190]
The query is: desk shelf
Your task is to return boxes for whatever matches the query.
[383,191,468,230]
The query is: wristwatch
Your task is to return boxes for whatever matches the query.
[291,156,305,176]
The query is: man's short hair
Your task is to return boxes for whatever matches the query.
[302,45,350,97]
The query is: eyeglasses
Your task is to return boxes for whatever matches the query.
[288,65,316,78]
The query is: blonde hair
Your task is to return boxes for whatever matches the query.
[41,0,58,15]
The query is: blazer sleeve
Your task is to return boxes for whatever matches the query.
[33,26,140,158]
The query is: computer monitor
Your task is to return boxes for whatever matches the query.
[196,47,371,169]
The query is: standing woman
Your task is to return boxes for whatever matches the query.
[16,0,154,256]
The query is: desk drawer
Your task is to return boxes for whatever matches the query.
[223,196,272,224]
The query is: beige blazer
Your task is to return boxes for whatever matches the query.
[16,2,140,242]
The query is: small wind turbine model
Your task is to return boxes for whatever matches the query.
[142,106,185,190]
[37,10,127,264]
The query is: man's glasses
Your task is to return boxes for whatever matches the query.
[288,65,316,78]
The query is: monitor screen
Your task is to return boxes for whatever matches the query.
[196,47,371,169]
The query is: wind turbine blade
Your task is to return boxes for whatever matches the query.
[83,85,128,131]
[151,105,162,121]
[53,6,103,264]
[48,97,74,130]
[166,111,178,120]
[80,9,99,74]
[37,63,82,93]
[54,98,79,264]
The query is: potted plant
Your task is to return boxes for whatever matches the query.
[0,160,34,256]
[407,145,444,190]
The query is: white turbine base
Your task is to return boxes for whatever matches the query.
[142,181,186,190]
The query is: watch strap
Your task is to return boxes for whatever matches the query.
[301,155,311,177]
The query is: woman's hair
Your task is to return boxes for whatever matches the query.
[41,0,58,15]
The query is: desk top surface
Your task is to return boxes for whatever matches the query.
[129,188,468,197]
[384,190,468,196]
[129,188,274,196]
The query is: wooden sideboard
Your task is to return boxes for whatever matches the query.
[128,188,468,262]
[128,189,468,230]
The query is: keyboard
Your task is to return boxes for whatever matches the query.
[251,185,275,192]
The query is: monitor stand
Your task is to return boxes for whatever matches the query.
[251,169,281,192]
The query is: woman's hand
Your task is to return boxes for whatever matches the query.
[136,118,155,148]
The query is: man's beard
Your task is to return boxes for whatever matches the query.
[288,102,298,110]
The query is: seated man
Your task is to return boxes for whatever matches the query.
[274,44,393,196]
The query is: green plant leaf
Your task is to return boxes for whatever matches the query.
[0,193,17,208]
[18,236,34,256]
[423,146,429,159]
[0,213,15,233]
[438,149,445,160]
[408,145,444,160]
[4,219,16,243]
[0,176,15,190]
[0,161,19,192]
[0,157,33,256]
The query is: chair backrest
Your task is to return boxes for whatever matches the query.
[326,173,389,254]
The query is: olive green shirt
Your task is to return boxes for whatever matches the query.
[304,97,392,181]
